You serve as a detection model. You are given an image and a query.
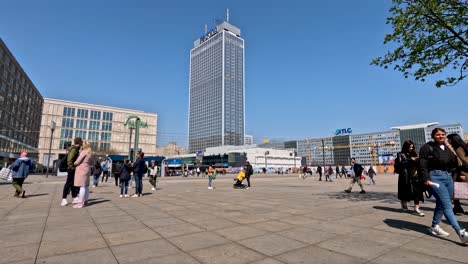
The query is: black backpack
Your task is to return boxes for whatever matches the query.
[58,156,68,172]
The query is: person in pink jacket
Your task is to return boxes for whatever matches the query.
[73,141,93,208]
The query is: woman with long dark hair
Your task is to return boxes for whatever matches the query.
[396,140,425,216]
[420,128,467,243]
[447,133,468,215]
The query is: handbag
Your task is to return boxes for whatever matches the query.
[454,182,468,200]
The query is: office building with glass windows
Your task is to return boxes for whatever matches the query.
[38,98,157,167]
[0,38,43,164]
[188,21,245,153]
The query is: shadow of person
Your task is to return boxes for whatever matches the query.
[383,218,460,244]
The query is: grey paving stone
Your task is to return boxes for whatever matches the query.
[192,217,238,231]
[97,220,147,234]
[189,242,264,264]
[240,234,307,256]
[214,225,268,241]
[369,248,462,264]
[103,228,161,246]
[348,228,417,247]
[92,214,136,224]
[36,248,118,264]
[38,236,108,257]
[0,243,38,264]
[141,217,185,228]
[168,231,229,252]
[278,216,321,226]
[249,258,284,264]
[276,245,365,264]
[151,222,205,238]
[112,239,181,263]
[131,252,201,264]
[403,237,468,263]
[276,226,338,245]
[0,229,43,247]
[316,236,394,261]
[252,220,295,232]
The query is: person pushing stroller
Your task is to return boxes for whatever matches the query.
[233,168,247,189]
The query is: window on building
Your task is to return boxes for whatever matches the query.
[62,118,74,128]
[101,132,111,141]
[90,110,101,120]
[63,107,75,117]
[77,109,88,118]
[102,122,112,131]
[76,119,87,129]
[89,121,100,130]
[100,142,111,151]
[60,129,73,139]
[75,130,87,139]
[88,131,99,141]
[59,140,72,149]
[103,112,113,121]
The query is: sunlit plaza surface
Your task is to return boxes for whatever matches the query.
[0,173,467,264]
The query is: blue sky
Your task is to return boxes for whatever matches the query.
[1,0,467,147]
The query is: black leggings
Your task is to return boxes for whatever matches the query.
[114,174,120,186]
[246,175,251,187]
[63,170,79,199]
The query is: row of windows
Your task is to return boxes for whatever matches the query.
[59,139,111,151]
[62,118,74,128]
[60,128,112,142]
[62,107,113,121]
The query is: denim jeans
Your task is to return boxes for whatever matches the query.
[134,176,143,195]
[429,170,461,233]
[93,175,100,186]
[208,176,213,187]
[120,179,129,195]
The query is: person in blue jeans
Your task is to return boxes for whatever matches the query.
[131,152,146,197]
[119,159,131,197]
[91,162,102,187]
[419,128,468,244]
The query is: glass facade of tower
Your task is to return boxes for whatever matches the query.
[189,22,244,153]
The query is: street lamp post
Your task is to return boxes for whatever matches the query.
[321,138,325,168]
[46,121,56,178]
[264,151,269,172]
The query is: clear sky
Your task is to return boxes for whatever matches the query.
[1,0,467,147]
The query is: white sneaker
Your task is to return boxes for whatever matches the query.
[151,187,156,191]
[459,229,468,244]
[415,208,425,217]
[60,199,68,206]
[124,194,129,198]
[208,187,213,190]
[246,187,250,189]
[72,197,79,204]
[119,195,123,198]
[430,225,450,237]
[131,194,139,198]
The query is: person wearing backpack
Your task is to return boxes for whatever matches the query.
[420,128,468,243]
[344,158,366,194]
[91,162,102,187]
[9,152,33,198]
[61,137,82,206]
[447,133,468,215]
[113,162,122,188]
[131,151,147,197]
[119,159,132,197]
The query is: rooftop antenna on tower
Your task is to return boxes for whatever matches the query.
[226,8,230,22]
[205,24,208,34]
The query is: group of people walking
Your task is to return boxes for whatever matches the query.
[395,128,468,243]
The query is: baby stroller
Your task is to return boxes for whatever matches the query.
[233,170,247,189]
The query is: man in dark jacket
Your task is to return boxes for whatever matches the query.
[245,161,254,189]
[132,151,147,197]
[10,152,33,198]
[61,137,82,206]
[317,165,323,181]
[345,158,366,194]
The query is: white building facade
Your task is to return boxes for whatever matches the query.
[39,98,157,166]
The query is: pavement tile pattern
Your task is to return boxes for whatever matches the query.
[1,173,467,264]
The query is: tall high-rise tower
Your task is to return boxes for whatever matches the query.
[188,21,245,153]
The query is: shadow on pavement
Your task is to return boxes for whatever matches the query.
[25,193,49,198]
[373,206,405,213]
[383,218,464,245]
[86,199,110,206]
[326,191,399,204]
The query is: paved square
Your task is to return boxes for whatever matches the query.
[1,173,467,263]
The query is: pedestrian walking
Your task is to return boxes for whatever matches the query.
[420,128,467,243]
[208,164,215,190]
[368,166,377,185]
[61,137,82,206]
[91,162,102,187]
[245,161,253,188]
[101,159,110,182]
[344,158,366,193]
[113,161,121,188]
[317,165,322,181]
[196,167,201,177]
[73,141,92,208]
[149,160,158,191]
[335,166,341,178]
[119,159,131,197]
[9,152,33,198]
[132,152,147,197]
[395,140,425,216]
[447,133,468,215]
[327,166,334,182]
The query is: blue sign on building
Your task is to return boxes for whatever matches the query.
[335,128,352,136]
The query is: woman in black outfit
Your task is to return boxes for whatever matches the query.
[396,140,425,216]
